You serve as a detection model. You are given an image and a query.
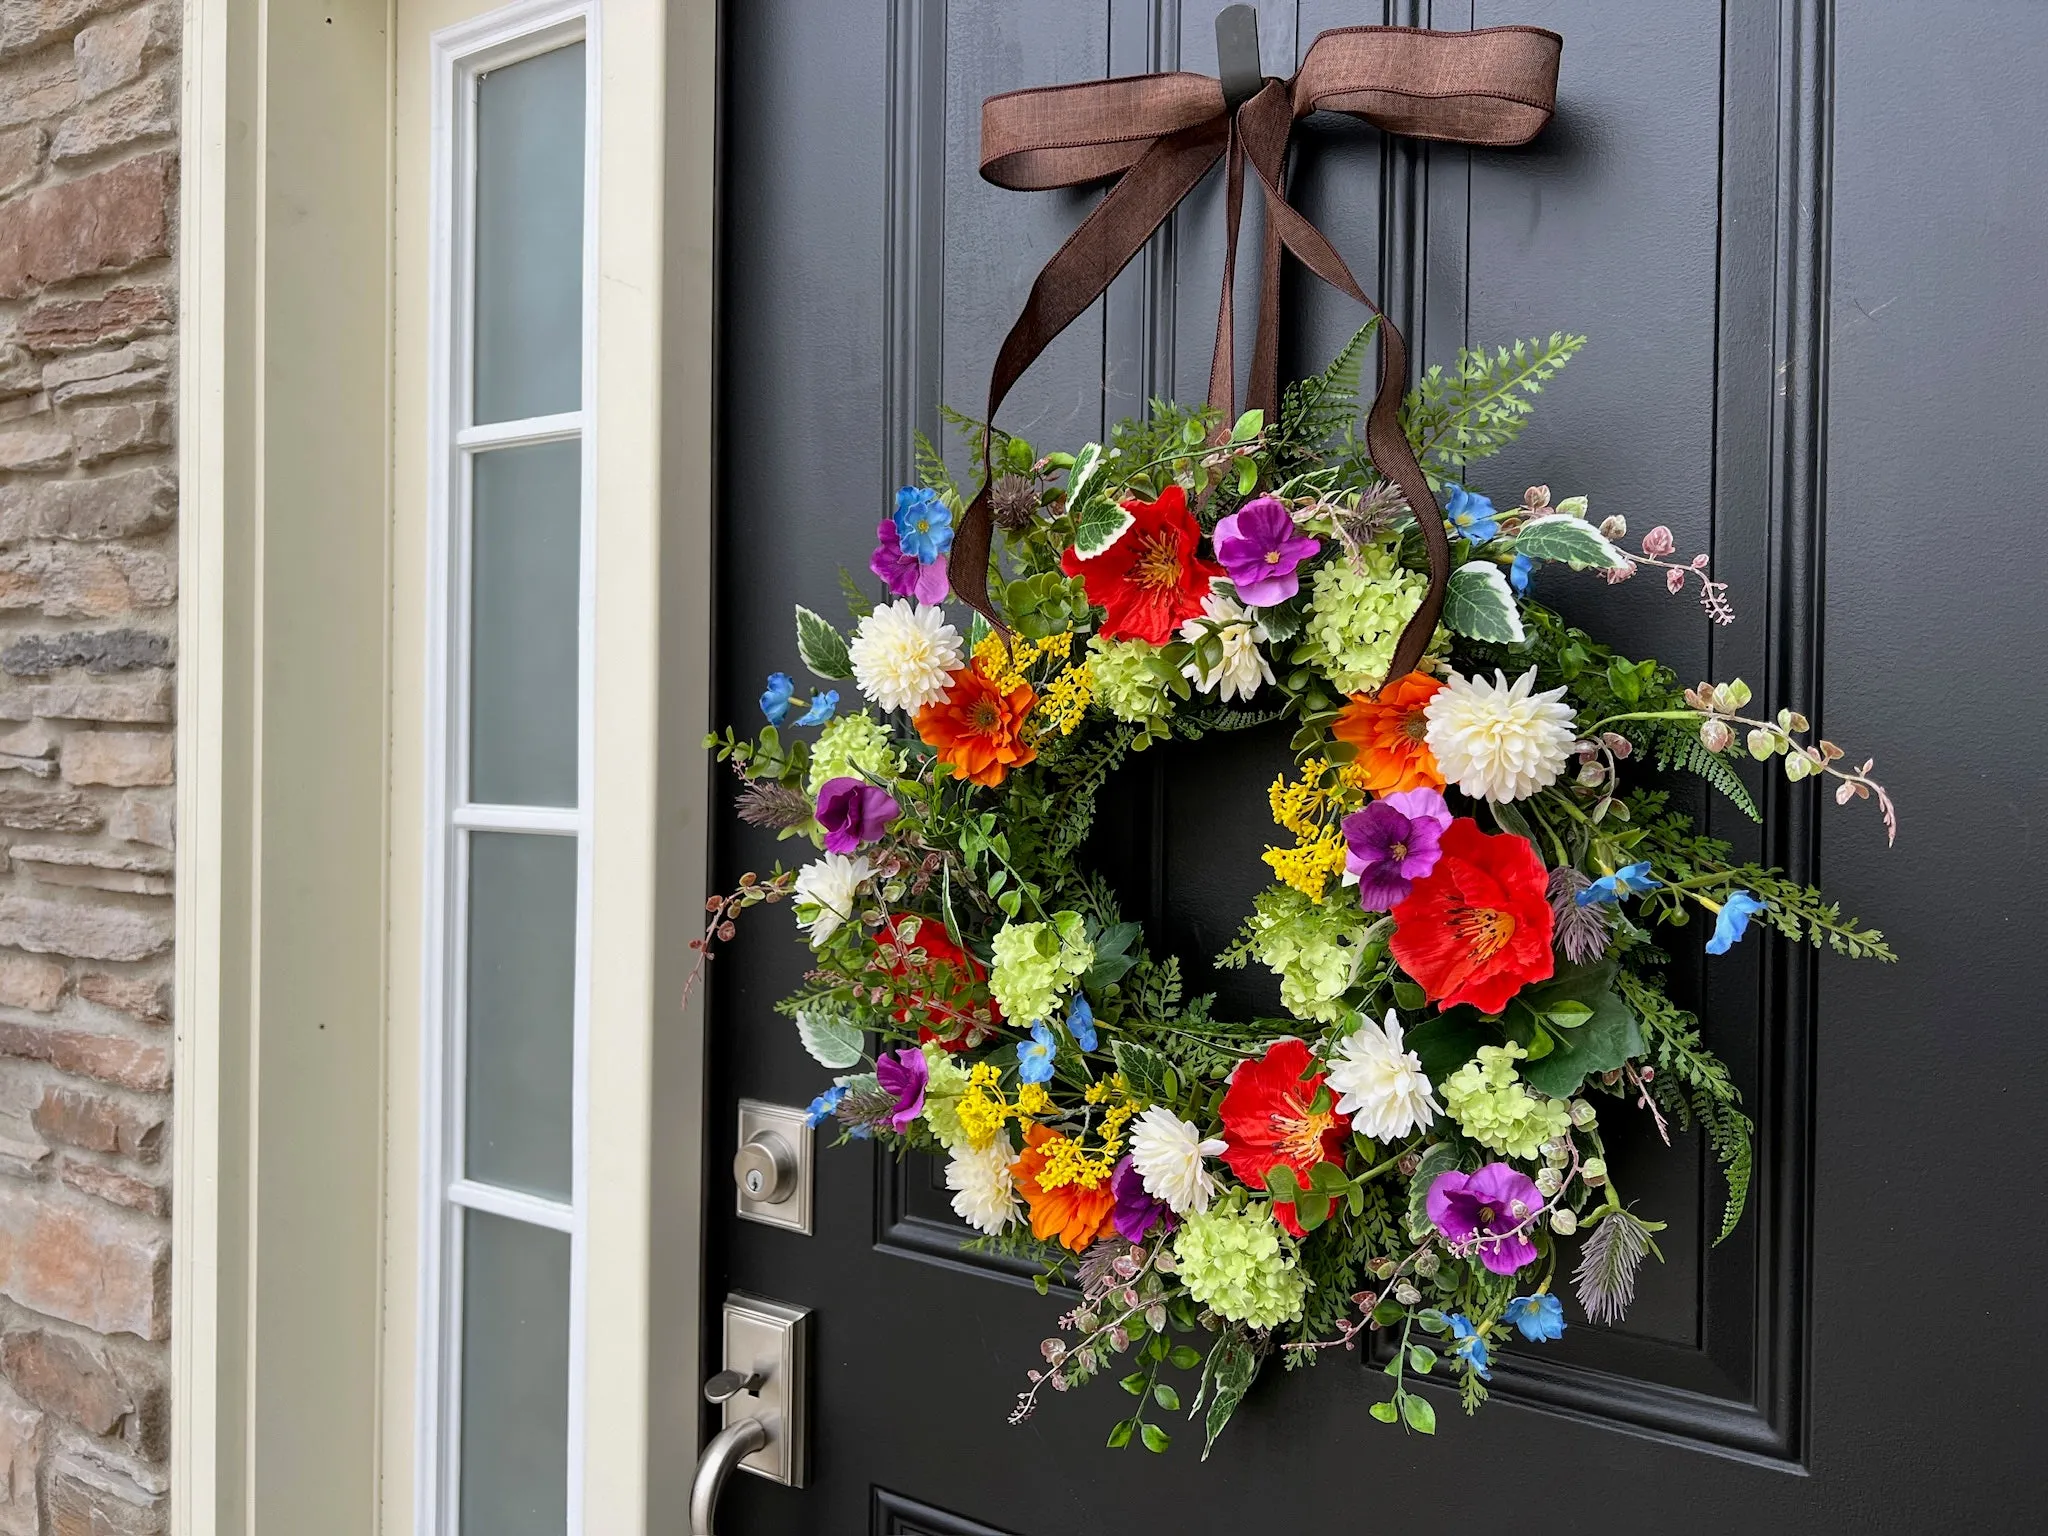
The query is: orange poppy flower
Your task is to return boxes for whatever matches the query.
[1334,670,1447,795]
[915,662,1037,787]
[1010,1123,1115,1252]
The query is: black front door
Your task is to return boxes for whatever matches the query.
[708,3,2045,1531]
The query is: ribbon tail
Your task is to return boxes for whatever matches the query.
[1235,116,1449,693]
[952,121,1228,639]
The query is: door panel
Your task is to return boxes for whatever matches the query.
[711,2,2046,1530]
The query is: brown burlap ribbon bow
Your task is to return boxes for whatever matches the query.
[953,23,1561,689]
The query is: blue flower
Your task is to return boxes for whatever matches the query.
[1017,1020,1058,1084]
[1504,1293,1566,1343]
[1509,552,1534,594]
[1576,861,1663,907]
[1444,484,1500,544]
[803,1084,847,1129]
[793,689,839,727]
[1064,995,1097,1052]
[760,671,795,725]
[1705,889,1767,955]
[1446,1313,1492,1381]
[892,486,955,565]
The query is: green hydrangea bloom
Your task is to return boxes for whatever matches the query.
[1232,884,1373,1023]
[987,913,1093,1024]
[1086,636,1174,724]
[805,711,905,797]
[1173,1198,1308,1329]
[1295,537,1434,694]
[1443,1043,1573,1160]
[919,1043,973,1150]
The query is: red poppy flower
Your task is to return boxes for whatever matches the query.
[1217,1038,1352,1237]
[877,914,998,1052]
[1389,818,1555,1014]
[1060,484,1222,644]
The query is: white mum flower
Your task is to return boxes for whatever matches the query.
[1129,1106,1228,1216]
[1423,666,1578,802]
[1326,1009,1440,1141]
[945,1139,1020,1234]
[791,852,872,947]
[849,600,963,713]
[1180,590,1275,703]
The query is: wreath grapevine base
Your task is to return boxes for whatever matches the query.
[701,327,1895,1457]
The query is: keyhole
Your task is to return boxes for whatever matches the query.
[746,1170,764,1195]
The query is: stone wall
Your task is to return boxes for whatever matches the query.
[0,2,178,1532]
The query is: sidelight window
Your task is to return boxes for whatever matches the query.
[421,7,596,1534]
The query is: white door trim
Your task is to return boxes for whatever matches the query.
[172,1,720,1530]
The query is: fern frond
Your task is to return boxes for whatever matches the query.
[1275,320,1375,462]
[1648,720,1761,822]
[911,428,959,501]
[1619,969,1754,1244]
[1399,333,1586,479]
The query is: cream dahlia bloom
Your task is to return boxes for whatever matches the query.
[1326,1009,1440,1141]
[1179,591,1275,703]
[791,852,872,947]
[945,1138,1020,1235]
[1129,1106,1228,1216]
[1423,666,1578,803]
[849,600,963,713]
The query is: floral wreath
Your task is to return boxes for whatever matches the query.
[698,22,1895,1459]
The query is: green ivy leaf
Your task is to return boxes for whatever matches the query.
[1106,1419,1135,1450]
[1112,1040,1178,1110]
[794,1008,863,1071]
[1141,1423,1171,1454]
[1120,1372,1147,1397]
[1072,495,1136,559]
[1170,1345,1203,1371]
[1369,1400,1400,1424]
[1408,1345,1438,1374]
[794,605,854,680]
[1442,561,1526,644]
[1511,512,1629,570]
[1200,1332,1258,1461]
[1153,1382,1181,1412]
[1066,441,1105,509]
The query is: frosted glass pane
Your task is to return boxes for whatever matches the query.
[470,440,579,808]
[473,42,585,423]
[459,1211,569,1536]
[465,832,576,1199]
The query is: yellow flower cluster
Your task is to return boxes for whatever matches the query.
[972,630,1073,693]
[1263,759,1351,902]
[971,630,1094,737]
[1035,662,1095,735]
[1269,758,1333,836]
[1032,1077,1139,1192]
[954,1063,1058,1151]
[1263,830,1349,902]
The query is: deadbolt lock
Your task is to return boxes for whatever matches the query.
[733,1131,796,1203]
[734,1100,813,1233]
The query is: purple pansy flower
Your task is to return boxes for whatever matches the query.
[814,776,900,855]
[1426,1163,1544,1276]
[874,1046,928,1132]
[869,517,951,604]
[1211,496,1321,607]
[1341,786,1452,910]
[1109,1155,1174,1243]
